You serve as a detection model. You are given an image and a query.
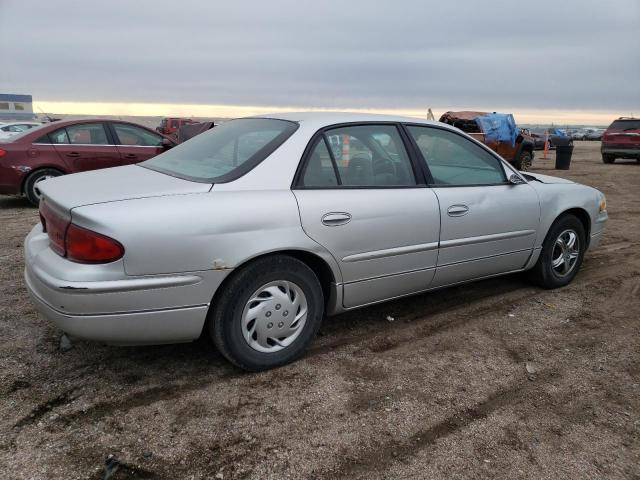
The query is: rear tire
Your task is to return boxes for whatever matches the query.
[24,169,63,206]
[602,154,615,164]
[529,214,586,289]
[515,150,533,171]
[209,255,324,371]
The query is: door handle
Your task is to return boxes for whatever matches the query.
[123,154,137,159]
[321,212,352,226]
[447,204,469,217]
[65,152,80,158]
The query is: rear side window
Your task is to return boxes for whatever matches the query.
[609,119,640,130]
[407,126,506,186]
[300,124,417,188]
[49,128,70,144]
[113,123,162,146]
[143,118,298,183]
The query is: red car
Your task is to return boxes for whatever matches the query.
[0,119,175,205]
[601,117,640,164]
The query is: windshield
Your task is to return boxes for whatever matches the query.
[143,118,298,183]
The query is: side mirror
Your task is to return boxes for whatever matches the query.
[508,174,526,185]
[161,137,174,149]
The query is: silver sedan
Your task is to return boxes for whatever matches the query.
[24,113,608,370]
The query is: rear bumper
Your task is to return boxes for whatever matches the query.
[601,145,640,158]
[24,224,230,345]
[25,273,208,345]
[0,163,26,194]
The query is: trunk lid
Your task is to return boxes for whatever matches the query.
[38,165,211,211]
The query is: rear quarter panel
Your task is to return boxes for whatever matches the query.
[70,190,342,279]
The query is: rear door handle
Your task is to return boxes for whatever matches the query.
[447,204,469,217]
[65,152,80,158]
[123,154,137,159]
[322,212,352,226]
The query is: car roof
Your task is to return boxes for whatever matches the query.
[252,111,443,127]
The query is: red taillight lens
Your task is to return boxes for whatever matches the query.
[65,223,124,264]
[0,148,7,158]
[39,201,69,256]
[39,201,124,264]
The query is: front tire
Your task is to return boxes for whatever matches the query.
[602,154,615,164]
[209,255,324,371]
[24,168,62,206]
[529,214,586,289]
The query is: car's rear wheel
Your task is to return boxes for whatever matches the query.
[529,214,586,289]
[209,255,324,371]
[514,150,533,171]
[24,168,63,206]
[602,154,615,164]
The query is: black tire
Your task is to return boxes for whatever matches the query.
[602,154,615,164]
[514,150,533,171]
[209,255,324,371]
[24,168,63,206]
[529,214,586,289]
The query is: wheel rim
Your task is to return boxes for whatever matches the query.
[241,280,308,353]
[33,175,55,201]
[551,229,580,277]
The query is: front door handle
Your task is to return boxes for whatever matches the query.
[322,212,352,226]
[65,152,80,158]
[447,204,469,217]
[123,154,137,159]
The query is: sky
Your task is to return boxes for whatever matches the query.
[1,0,638,125]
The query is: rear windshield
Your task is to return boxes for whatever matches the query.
[143,118,298,183]
[609,119,640,130]
[4,123,50,142]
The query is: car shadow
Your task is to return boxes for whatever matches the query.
[0,195,34,210]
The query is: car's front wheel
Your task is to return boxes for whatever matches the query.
[529,214,586,289]
[209,255,324,371]
[602,154,615,164]
[24,168,62,206]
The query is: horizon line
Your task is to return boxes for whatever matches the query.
[33,101,633,126]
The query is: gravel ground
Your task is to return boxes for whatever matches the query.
[0,141,638,479]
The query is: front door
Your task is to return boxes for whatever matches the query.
[50,122,121,173]
[293,124,441,309]
[110,122,166,165]
[405,125,540,287]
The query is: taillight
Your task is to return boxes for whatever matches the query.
[40,201,69,256]
[39,201,124,264]
[65,223,124,263]
[0,148,6,157]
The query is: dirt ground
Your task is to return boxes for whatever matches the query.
[0,141,638,479]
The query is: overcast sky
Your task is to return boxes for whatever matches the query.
[1,0,638,118]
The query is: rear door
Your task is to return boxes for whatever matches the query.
[109,122,166,165]
[50,122,121,172]
[293,123,441,309]
[405,125,540,287]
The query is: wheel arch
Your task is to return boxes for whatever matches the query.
[21,166,67,194]
[203,249,340,337]
[553,207,591,247]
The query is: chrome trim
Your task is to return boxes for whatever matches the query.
[439,230,536,249]
[32,264,202,294]
[32,143,160,148]
[342,241,439,263]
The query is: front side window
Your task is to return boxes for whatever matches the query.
[143,118,298,183]
[113,123,162,146]
[407,126,506,186]
[301,124,416,188]
[66,123,110,145]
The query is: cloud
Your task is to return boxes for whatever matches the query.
[1,0,638,114]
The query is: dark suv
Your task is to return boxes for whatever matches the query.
[601,117,640,163]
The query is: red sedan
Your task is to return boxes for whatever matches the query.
[0,119,175,205]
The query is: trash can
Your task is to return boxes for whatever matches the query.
[555,137,574,170]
